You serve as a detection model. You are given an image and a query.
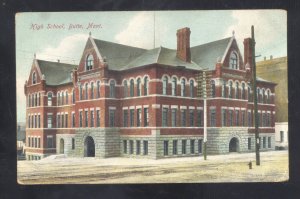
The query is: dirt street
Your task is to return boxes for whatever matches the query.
[17,151,288,184]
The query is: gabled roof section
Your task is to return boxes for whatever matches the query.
[93,39,147,70]
[191,37,232,70]
[37,60,76,86]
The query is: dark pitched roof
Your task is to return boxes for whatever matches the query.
[191,37,232,70]
[93,37,232,71]
[93,39,147,70]
[37,60,76,86]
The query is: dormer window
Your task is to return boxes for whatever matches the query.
[86,54,94,71]
[229,52,238,69]
[32,72,37,84]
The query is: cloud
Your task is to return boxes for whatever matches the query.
[115,12,155,49]
[225,10,287,57]
[37,33,88,64]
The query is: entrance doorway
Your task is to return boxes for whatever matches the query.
[229,137,239,152]
[59,138,64,154]
[84,136,95,157]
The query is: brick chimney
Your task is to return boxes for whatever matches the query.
[176,27,191,63]
[243,38,254,68]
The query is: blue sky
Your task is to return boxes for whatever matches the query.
[16,10,287,122]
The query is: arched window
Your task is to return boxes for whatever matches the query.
[163,76,168,95]
[241,83,246,100]
[38,93,41,106]
[211,80,215,98]
[65,91,68,104]
[144,77,148,96]
[32,72,37,84]
[97,81,100,98]
[28,95,31,107]
[171,77,177,96]
[35,93,38,106]
[61,92,64,105]
[72,89,75,104]
[31,94,34,107]
[267,90,270,104]
[86,54,94,71]
[110,80,116,98]
[85,83,88,100]
[47,92,52,106]
[181,79,186,97]
[229,52,238,69]
[262,89,265,104]
[130,79,134,97]
[229,81,233,98]
[248,86,251,102]
[90,82,94,99]
[79,84,83,100]
[222,80,226,97]
[123,80,128,98]
[235,82,239,99]
[137,78,141,96]
[190,80,194,97]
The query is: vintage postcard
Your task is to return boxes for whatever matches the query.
[16,10,288,184]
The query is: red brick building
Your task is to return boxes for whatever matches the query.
[24,27,276,160]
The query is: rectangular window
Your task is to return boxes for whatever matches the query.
[197,110,203,127]
[162,108,168,127]
[129,140,134,154]
[222,109,226,127]
[130,109,134,127]
[263,137,266,148]
[90,111,94,127]
[47,136,53,148]
[38,137,40,148]
[79,111,83,127]
[47,114,52,128]
[229,110,233,126]
[28,137,30,147]
[137,109,141,127]
[181,109,186,127]
[268,137,271,148]
[123,109,128,127]
[163,140,169,156]
[57,115,60,128]
[34,137,37,148]
[198,139,203,153]
[257,113,261,127]
[72,113,75,127]
[173,140,178,155]
[182,140,187,154]
[85,111,88,127]
[144,108,149,127]
[96,110,100,127]
[248,138,251,150]
[171,108,177,127]
[72,138,75,149]
[210,109,216,127]
[38,115,40,128]
[28,116,30,128]
[189,110,194,127]
[34,115,37,128]
[109,109,115,127]
[61,114,64,128]
[235,110,239,126]
[262,113,266,127]
[136,140,141,155]
[241,110,246,127]
[190,140,195,154]
[259,137,262,149]
[65,114,68,128]
[248,111,252,127]
[123,140,127,154]
[143,141,148,155]
[280,131,284,142]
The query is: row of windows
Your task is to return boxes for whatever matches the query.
[247,137,272,150]
[27,136,41,148]
[28,115,41,128]
[123,77,149,97]
[27,93,41,107]
[163,139,203,156]
[162,108,203,127]
[27,155,41,161]
[123,108,149,127]
[123,140,148,155]
[79,81,101,100]
[162,77,195,97]
[79,110,101,128]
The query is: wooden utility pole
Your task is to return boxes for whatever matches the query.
[251,25,260,166]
